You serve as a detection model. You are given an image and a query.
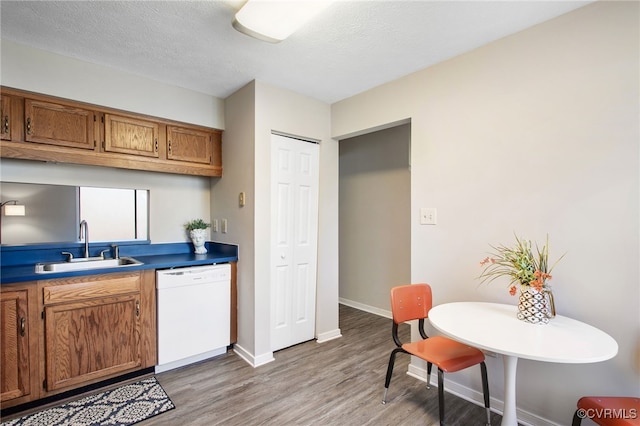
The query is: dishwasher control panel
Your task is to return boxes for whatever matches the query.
[156,264,231,288]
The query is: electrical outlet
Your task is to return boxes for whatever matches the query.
[420,208,437,225]
[212,219,219,232]
[221,218,228,233]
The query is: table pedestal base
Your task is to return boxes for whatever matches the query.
[501,355,519,426]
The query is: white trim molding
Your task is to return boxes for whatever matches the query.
[233,344,275,368]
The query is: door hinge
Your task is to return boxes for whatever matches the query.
[41,311,45,320]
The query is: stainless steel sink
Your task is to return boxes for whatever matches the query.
[35,256,143,273]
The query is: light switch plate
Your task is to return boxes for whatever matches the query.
[221,218,228,233]
[420,208,437,225]
[212,219,219,232]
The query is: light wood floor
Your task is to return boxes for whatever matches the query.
[143,304,503,426]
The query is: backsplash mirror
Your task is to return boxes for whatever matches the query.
[1,182,149,245]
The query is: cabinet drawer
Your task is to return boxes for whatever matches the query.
[42,273,141,305]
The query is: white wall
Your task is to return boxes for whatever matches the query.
[214,81,257,361]
[0,41,224,243]
[1,40,224,128]
[218,80,338,365]
[1,160,211,243]
[332,2,639,425]
[254,81,338,354]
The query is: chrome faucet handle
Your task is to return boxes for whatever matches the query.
[99,249,110,259]
[112,244,120,259]
[61,251,74,262]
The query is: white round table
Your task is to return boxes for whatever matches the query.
[428,302,618,426]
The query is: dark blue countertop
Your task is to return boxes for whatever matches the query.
[0,241,238,284]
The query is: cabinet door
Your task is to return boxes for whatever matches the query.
[167,125,212,164]
[44,294,142,391]
[104,114,159,158]
[0,290,31,402]
[24,99,95,149]
[1,94,12,141]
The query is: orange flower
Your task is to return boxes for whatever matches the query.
[531,270,552,291]
[530,279,544,292]
[479,257,496,266]
[533,270,552,280]
[509,285,517,296]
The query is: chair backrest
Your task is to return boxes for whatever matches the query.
[390,284,433,324]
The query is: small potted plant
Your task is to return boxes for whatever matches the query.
[478,234,565,324]
[184,219,211,254]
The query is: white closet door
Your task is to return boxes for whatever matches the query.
[270,133,320,351]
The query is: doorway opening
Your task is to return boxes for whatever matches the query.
[338,123,411,317]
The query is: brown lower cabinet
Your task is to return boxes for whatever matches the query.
[1,262,237,410]
[0,284,37,406]
[0,270,156,409]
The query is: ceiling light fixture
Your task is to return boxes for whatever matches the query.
[1,200,26,216]
[232,0,334,43]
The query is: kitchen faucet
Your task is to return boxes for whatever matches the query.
[79,220,89,258]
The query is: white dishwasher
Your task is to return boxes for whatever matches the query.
[156,263,230,373]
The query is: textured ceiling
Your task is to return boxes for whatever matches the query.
[0,1,593,104]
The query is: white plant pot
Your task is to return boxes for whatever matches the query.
[189,229,208,254]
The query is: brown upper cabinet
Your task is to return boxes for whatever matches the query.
[167,125,213,164]
[104,114,159,158]
[25,98,96,150]
[0,87,223,177]
[1,93,13,141]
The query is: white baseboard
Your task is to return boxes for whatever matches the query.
[339,302,561,426]
[233,330,342,366]
[406,363,560,426]
[316,328,342,343]
[233,344,275,368]
[339,298,392,319]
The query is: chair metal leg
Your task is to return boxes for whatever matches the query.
[382,348,403,404]
[480,361,491,426]
[438,368,445,426]
[426,361,433,389]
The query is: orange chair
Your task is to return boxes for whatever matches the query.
[572,396,640,426]
[382,283,491,426]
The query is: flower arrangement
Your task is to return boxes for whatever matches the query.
[184,218,211,231]
[478,234,564,296]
